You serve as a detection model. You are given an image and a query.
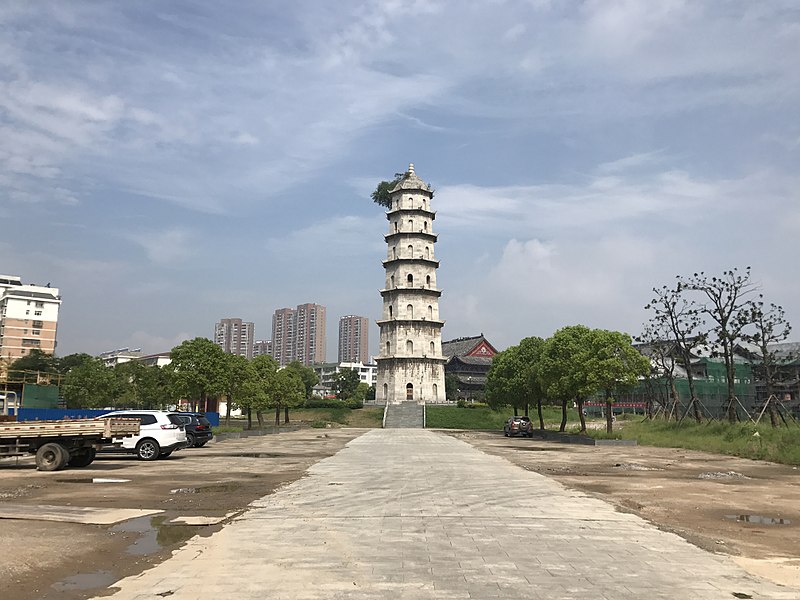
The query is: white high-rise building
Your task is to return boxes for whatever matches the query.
[375,165,446,404]
[0,275,61,361]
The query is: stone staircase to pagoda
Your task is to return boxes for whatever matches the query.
[384,402,425,429]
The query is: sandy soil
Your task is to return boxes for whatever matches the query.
[2,427,799,598]
[447,430,800,589]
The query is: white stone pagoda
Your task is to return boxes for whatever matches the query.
[375,164,446,404]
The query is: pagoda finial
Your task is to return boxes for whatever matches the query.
[408,163,415,175]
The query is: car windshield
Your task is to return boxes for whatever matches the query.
[167,414,184,426]
[197,416,211,426]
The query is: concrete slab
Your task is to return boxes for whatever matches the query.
[0,504,163,525]
[89,430,798,599]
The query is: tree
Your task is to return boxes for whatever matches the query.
[273,369,305,426]
[584,329,650,434]
[62,357,124,408]
[115,361,173,409]
[748,301,792,427]
[680,268,758,422]
[168,338,228,413]
[221,354,256,426]
[249,355,280,428]
[331,368,360,401]
[371,172,406,208]
[444,373,460,401]
[284,361,319,422]
[56,353,95,374]
[485,337,546,424]
[643,284,706,422]
[537,326,595,433]
[7,350,58,383]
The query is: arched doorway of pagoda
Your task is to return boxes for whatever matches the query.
[406,383,413,401]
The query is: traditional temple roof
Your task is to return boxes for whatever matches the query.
[441,334,498,360]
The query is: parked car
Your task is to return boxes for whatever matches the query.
[98,410,187,460]
[175,412,213,447]
[504,416,533,437]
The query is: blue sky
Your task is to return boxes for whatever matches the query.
[2,1,799,360]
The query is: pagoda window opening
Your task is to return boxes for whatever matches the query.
[407,244,413,257]
[430,341,435,354]
[424,246,430,259]
[428,305,433,319]
[426,275,431,287]
[407,304,414,319]
[407,274,413,287]
[433,383,438,401]
[391,275,395,288]
[389,305,393,319]
[406,340,413,354]
[408,219,414,230]
[423,221,428,231]
[392,246,396,259]
[394,221,398,232]
[386,341,390,355]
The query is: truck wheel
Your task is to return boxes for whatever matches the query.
[68,448,96,468]
[136,439,160,461]
[36,443,69,471]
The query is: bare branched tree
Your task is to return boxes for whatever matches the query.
[679,268,759,423]
[749,300,792,427]
[644,285,706,422]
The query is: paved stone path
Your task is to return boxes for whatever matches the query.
[93,430,797,599]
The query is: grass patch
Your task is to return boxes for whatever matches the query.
[214,407,384,430]
[586,418,800,464]
[426,405,594,431]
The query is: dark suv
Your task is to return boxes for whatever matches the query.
[504,416,533,438]
[175,413,214,447]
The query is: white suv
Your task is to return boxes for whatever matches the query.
[99,410,188,460]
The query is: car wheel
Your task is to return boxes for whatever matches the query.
[186,432,196,448]
[35,443,70,471]
[135,439,160,461]
[68,448,96,467]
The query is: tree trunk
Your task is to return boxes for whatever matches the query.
[274,405,281,427]
[246,407,252,430]
[513,405,519,416]
[256,410,263,428]
[284,406,289,424]
[559,399,567,432]
[576,397,586,434]
[225,394,232,426]
[605,389,614,434]
[536,398,544,430]
[723,340,737,423]
[524,403,529,417]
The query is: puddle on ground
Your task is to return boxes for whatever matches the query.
[170,482,241,494]
[55,477,130,484]
[506,446,565,452]
[51,570,117,592]
[110,515,206,556]
[724,514,792,525]
[228,452,284,458]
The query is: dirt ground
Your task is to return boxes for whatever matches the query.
[449,430,800,589]
[0,429,365,600]
[2,427,800,598]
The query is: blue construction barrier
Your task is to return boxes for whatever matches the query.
[11,408,220,426]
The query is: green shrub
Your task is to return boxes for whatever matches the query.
[310,420,328,428]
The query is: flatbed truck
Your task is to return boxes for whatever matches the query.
[0,418,140,471]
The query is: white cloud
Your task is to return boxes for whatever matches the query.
[125,228,195,265]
